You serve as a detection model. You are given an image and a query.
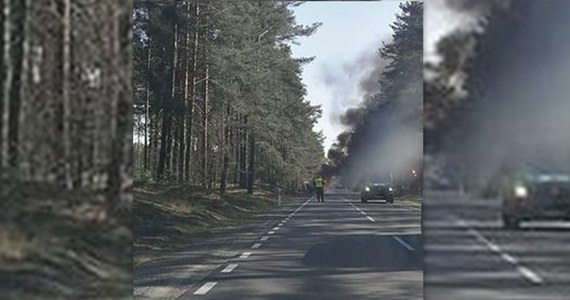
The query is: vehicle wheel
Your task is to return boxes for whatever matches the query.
[503,215,520,230]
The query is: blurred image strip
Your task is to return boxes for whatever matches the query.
[424,0,570,299]
[0,0,132,299]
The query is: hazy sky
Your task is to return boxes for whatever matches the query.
[425,0,478,62]
[290,1,402,154]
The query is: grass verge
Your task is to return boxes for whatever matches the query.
[396,194,422,209]
[134,183,288,267]
[0,180,131,300]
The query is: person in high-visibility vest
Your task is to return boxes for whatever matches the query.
[314,176,326,202]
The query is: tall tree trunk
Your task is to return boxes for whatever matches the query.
[1,0,11,170]
[184,3,199,184]
[144,44,150,171]
[177,12,187,183]
[169,117,175,178]
[201,50,209,187]
[106,4,122,198]
[7,0,25,170]
[17,0,30,177]
[158,13,178,181]
[61,0,72,188]
[247,131,255,194]
[239,115,248,188]
[219,105,231,196]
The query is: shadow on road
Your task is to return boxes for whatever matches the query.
[302,234,422,271]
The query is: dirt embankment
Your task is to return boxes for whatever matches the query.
[134,183,297,266]
[0,180,132,300]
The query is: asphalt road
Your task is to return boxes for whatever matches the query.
[181,190,422,299]
[424,189,570,300]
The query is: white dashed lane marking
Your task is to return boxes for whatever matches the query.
[221,264,238,273]
[194,282,217,295]
[454,218,544,284]
[197,197,312,296]
[345,199,376,222]
[393,236,415,251]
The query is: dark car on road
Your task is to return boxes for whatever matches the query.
[500,162,570,229]
[360,182,394,203]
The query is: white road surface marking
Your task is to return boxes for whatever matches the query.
[345,199,377,222]
[454,217,544,284]
[239,252,252,259]
[518,266,544,284]
[221,264,238,273]
[272,227,280,230]
[393,236,415,251]
[251,243,262,249]
[501,253,517,264]
[260,236,269,241]
[193,282,217,295]
[268,231,275,235]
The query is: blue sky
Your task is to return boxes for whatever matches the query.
[290,1,402,153]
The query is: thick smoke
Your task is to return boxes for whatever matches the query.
[321,37,390,127]
[444,0,511,16]
[438,0,570,189]
[339,107,364,128]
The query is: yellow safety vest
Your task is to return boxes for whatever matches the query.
[315,178,324,188]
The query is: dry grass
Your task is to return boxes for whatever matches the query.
[0,226,34,261]
[396,194,423,208]
[134,184,279,266]
[0,180,132,299]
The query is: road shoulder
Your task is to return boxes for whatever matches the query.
[134,187,311,299]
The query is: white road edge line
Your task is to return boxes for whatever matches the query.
[239,252,252,259]
[454,217,544,284]
[193,282,217,295]
[345,199,377,222]
[518,266,543,284]
[285,198,311,221]
[251,243,262,249]
[393,236,415,251]
[221,264,238,273]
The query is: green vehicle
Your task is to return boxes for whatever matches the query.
[500,161,570,229]
[360,178,395,203]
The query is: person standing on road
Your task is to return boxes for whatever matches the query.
[314,176,326,202]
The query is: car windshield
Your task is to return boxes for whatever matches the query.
[366,181,390,186]
[516,160,570,175]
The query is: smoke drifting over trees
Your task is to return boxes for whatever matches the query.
[319,40,390,128]
[425,0,570,189]
[325,2,422,194]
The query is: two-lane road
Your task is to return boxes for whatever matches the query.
[182,191,422,299]
[424,189,570,299]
